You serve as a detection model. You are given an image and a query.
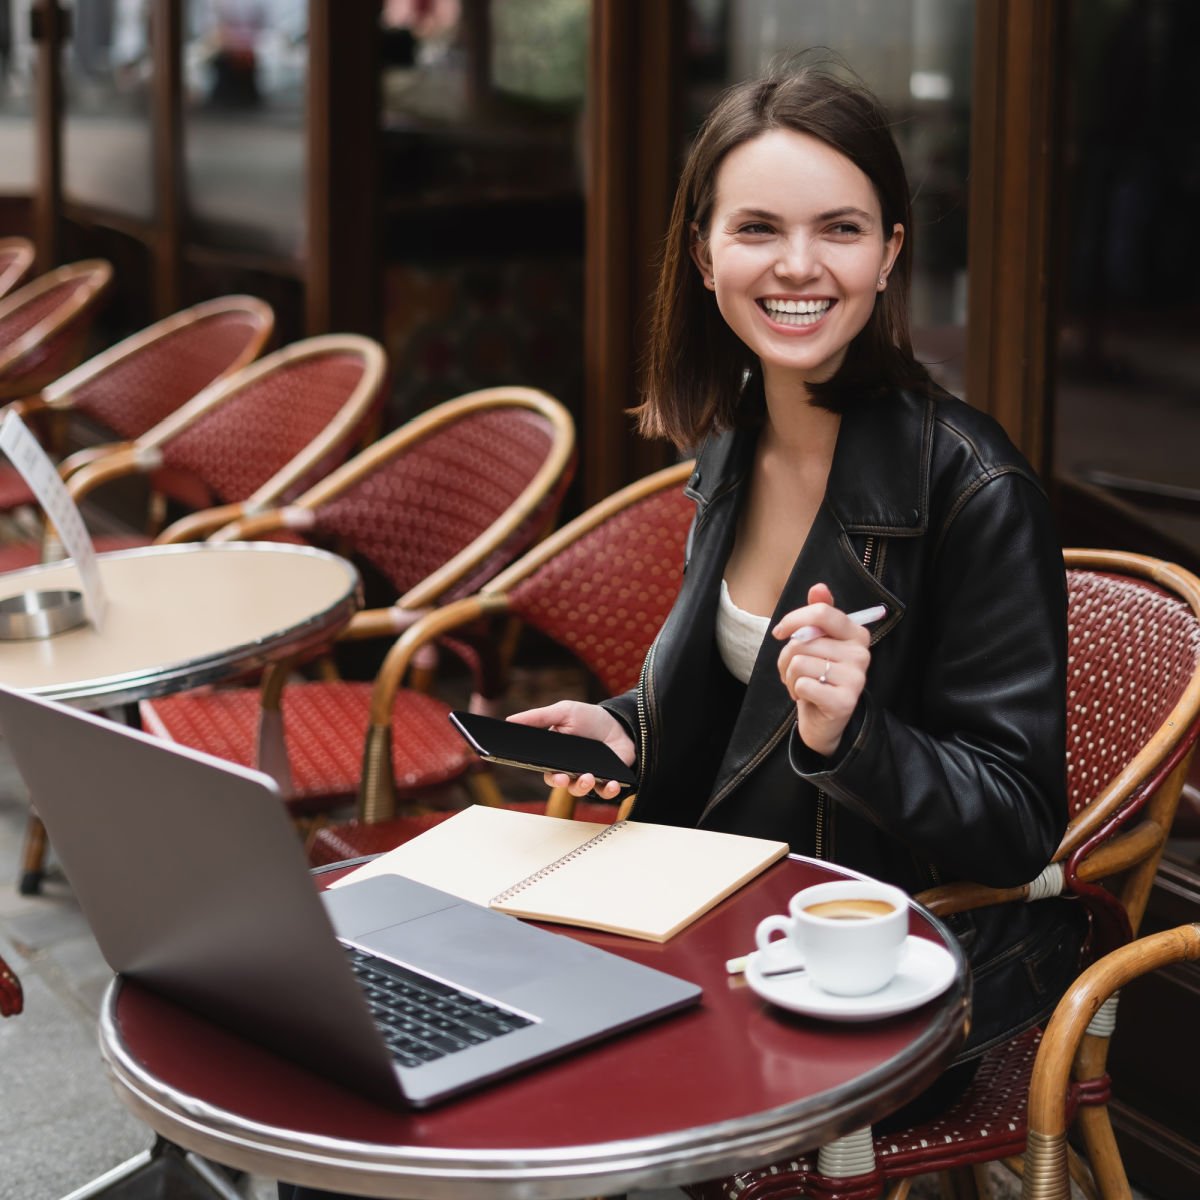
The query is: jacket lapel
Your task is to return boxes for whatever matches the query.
[699,392,932,814]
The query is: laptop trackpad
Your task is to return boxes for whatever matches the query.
[325,875,594,995]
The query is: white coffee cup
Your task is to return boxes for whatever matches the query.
[754,879,910,996]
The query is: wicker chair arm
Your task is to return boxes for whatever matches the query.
[57,440,134,480]
[207,508,301,543]
[157,502,248,545]
[368,594,507,726]
[2,393,48,421]
[338,606,433,642]
[917,814,1170,919]
[355,594,507,825]
[914,880,1030,918]
[1022,923,1200,1200]
[64,444,150,503]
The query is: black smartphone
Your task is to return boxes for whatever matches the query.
[448,710,637,789]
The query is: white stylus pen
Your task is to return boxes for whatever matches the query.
[789,603,888,644]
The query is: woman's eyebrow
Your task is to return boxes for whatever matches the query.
[724,205,877,225]
[814,206,875,223]
[725,207,781,223]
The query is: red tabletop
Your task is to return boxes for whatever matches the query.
[99,856,969,1199]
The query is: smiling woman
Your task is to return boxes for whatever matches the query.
[510,59,1086,1104]
[695,127,903,395]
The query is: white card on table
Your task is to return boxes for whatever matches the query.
[0,411,107,628]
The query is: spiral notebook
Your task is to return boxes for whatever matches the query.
[333,806,789,943]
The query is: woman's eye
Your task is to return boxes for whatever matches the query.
[736,222,773,235]
[829,222,864,238]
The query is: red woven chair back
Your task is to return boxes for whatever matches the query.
[155,344,380,510]
[51,297,273,439]
[504,468,695,695]
[0,236,35,299]
[1065,569,1200,816]
[310,405,569,601]
[0,260,112,396]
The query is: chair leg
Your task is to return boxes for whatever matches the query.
[1075,1105,1131,1200]
[465,769,508,808]
[934,1165,989,1199]
[1067,1145,1100,1200]
[1072,1007,1130,1200]
[18,810,48,895]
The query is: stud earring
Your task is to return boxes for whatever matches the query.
[708,276,716,288]
[878,274,887,288]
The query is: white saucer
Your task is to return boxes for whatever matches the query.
[744,935,957,1022]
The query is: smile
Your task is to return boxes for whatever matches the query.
[759,298,833,326]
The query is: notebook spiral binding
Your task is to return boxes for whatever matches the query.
[489,820,629,906]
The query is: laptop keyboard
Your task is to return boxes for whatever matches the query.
[344,946,535,1069]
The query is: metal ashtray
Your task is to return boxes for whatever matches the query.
[0,589,88,640]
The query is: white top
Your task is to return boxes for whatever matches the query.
[716,578,772,684]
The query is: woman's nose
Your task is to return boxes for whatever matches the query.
[775,236,817,281]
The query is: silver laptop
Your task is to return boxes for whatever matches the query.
[0,686,700,1107]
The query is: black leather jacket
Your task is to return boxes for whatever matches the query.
[604,387,1086,1058]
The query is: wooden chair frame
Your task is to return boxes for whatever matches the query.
[59,332,386,545]
[0,236,35,299]
[199,385,577,801]
[0,259,113,400]
[917,551,1200,951]
[1022,922,1200,1200]
[344,459,694,825]
[2,294,275,495]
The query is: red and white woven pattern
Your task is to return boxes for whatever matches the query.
[685,1029,1046,1200]
[69,311,269,439]
[143,682,476,813]
[310,406,557,597]
[1065,570,1200,816]
[0,273,103,392]
[507,486,696,695]
[158,352,369,506]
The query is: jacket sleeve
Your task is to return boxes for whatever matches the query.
[790,470,1068,888]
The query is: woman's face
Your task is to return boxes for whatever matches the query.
[693,127,903,392]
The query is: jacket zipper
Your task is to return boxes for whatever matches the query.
[627,635,660,820]
[813,534,877,860]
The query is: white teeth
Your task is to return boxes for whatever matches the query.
[761,298,832,325]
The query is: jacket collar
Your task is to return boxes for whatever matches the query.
[687,388,932,536]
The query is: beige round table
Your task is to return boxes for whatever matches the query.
[0,542,361,709]
[0,541,361,894]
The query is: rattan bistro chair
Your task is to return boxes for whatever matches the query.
[0,259,112,402]
[684,550,1200,1200]
[55,332,385,546]
[0,295,274,550]
[1021,922,1200,1200]
[139,387,576,831]
[0,237,35,299]
[15,335,386,895]
[306,458,696,866]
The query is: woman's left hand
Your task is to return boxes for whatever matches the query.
[773,583,872,757]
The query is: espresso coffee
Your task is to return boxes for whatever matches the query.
[803,898,896,921]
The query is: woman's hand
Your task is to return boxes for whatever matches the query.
[506,701,635,799]
[773,583,872,758]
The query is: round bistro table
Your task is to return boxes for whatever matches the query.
[97,856,970,1200]
[0,541,361,894]
[0,541,362,709]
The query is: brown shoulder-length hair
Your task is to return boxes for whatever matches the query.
[637,58,933,450]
